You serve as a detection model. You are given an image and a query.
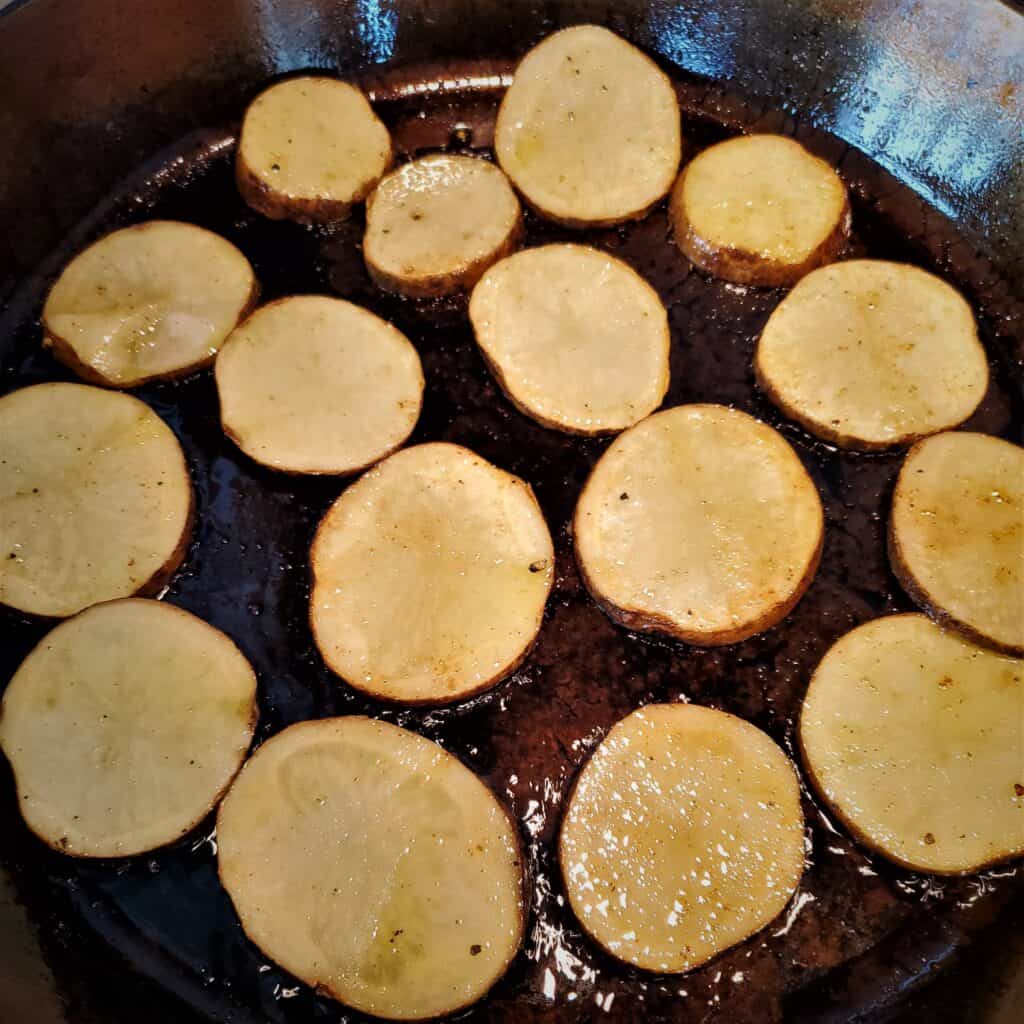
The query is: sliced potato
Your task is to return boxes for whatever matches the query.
[364,154,522,297]
[889,432,1023,655]
[574,404,823,644]
[800,614,1024,873]
[0,599,257,858]
[217,716,524,1019]
[311,443,553,704]
[0,383,192,618]
[670,134,850,286]
[469,244,670,434]
[215,296,423,475]
[42,220,257,388]
[560,704,804,972]
[495,25,681,227]
[237,76,391,222]
[755,260,988,449]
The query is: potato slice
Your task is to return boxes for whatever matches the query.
[889,432,1023,655]
[42,221,257,388]
[364,154,522,297]
[670,134,850,286]
[0,599,257,858]
[495,25,681,227]
[311,443,553,703]
[215,296,423,475]
[800,614,1024,873]
[560,704,804,972]
[237,76,391,222]
[755,260,988,449]
[574,404,823,644]
[217,716,524,1019]
[0,383,192,618]
[469,244,670,434]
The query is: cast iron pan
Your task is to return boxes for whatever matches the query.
[1,43,1022,1024]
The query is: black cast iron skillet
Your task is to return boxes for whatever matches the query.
[1,2,1022,1022]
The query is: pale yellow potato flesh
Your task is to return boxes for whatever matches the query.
[495,25,681,226]
[756,260,988,449]
[889,432,1024,655]
[800,614,1024,873]
[215,296,423,475]
[364,154,521,297]
[42,221,256,388]
[469,244,670,434]
[217,716,524,1020]
[237,76,391,222]
[0,599,257,858]
[670,134,849,285]
[560,703,805,972]
[574,404,823,644]
[0,383,192,618]
[310,443,554,703]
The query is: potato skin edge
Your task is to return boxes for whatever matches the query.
[669,160,851,288]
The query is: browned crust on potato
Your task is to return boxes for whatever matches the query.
[214,296,424,476]
[43,221,260,389]
[215,716,527,1020]
[469,259,671,436]
[669,162,851,288]
[557,708,806,972]
[796,615,1023,873]
[4,598,257,858]
[364,206,524,299]
[571,434,824,645]
[235,78,393,224]
[308,444,553,705]
[887,467,1023,657]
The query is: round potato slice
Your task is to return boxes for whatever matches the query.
[42,220,257,388]
[237,76,391,222]
[889,432,1023,655]
[0,599,257,858]
[217,716,524,1019]
[574,404,823,645]
[0,383,192,618]
[755,260,988,449]
[215,296,423,475]
[364,154,522,297]
[800,614,1024,873]
[670,134,850,286]
[495,25,681,227]
[311,443,553,703]
[560,703,805,972]
[469,244,670,434]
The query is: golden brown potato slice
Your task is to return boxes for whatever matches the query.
[889,431,1023,655]
[0,599,257,858]
[0,383,192,618]
[42,221,257,388]
[560,703,804,972]
[215,296,423,475]
[310,443,553,703]
[756,260,988,449]
[217,716,524,1019]
[670,134,850,286]
[800,614,1024,873]
[495,25,681,227]
[364,154,522,297]
[237,76,391,222]
[469,244,670,434]
[574,404,823,644]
